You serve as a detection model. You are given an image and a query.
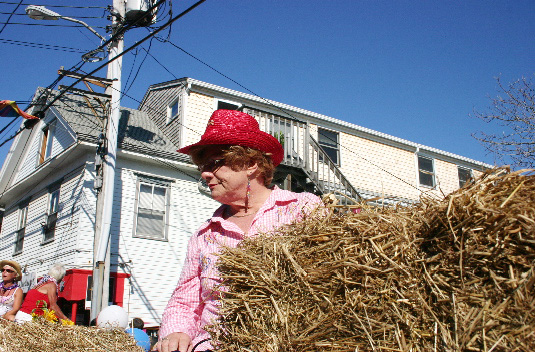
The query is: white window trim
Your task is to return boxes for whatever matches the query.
[317,127,340,166]
[37,119,57,166]
[167,95,184,125]
[457,166,473,188]
[14,205,28,255]
[417,154,436,188]
[214,98,242,111]
[132,175,171,241]
[42,188,60,244]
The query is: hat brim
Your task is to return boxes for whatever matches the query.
[178,130,284,166]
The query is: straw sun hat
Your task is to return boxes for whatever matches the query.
[178,109,284,166]
[1,259,22,281]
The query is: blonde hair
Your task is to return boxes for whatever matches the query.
[190,145,275,187]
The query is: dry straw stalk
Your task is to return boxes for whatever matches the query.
[210,167,534,352]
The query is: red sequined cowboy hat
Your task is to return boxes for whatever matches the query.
[178,109,284,166]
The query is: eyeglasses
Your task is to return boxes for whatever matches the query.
[197,158,225,172]
[1,268,15,273]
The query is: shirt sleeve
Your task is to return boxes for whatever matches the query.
[159,229,205,340]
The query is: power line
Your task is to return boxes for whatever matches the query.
[0,12,105,19]
[159,40,425,193]
[0,22,107,29]
[0,0,23,35]
[0,2,107,9]
[39,0,207,116]
[0,38,86,52]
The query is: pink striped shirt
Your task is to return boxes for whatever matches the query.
[159,186,322,350]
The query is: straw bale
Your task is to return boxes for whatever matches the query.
[418,168,535,351]
[210,167,535,352]
[0,318,144,352]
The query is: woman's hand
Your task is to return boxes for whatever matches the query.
[155,332,192,352]
[2,314,16,321]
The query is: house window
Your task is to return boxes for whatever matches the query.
[318,128,339,165]
[418,155,435,187]
[14,205,28,255]
[38,120,56,164]
[134,176,169,240]
[167,95,183,124]
[43,188,60,243]
[458,167,472,188]
[217,99,241,111]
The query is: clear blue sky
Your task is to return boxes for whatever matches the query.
[0,0,533,167]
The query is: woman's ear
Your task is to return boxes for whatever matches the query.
[247,161,259,177]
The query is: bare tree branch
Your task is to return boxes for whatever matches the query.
[471,75,535,168]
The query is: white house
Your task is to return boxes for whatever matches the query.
[0,77,490,331]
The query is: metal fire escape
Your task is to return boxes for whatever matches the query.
[243,107,362,205]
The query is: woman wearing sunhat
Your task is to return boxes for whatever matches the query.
[0,260,23,321]
[156,110,322,352]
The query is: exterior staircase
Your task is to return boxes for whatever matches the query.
[244,107,362,205]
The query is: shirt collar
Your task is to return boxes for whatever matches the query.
[198,185,301,231]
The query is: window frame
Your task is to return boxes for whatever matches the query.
[42,187,60,244]
[167,95,183,124]
[132,175,171,241]
[215,99,242,111]
[417,154,436,188]
[14,204,28,255]
[38,120,56,165]
[457,166,473,188]
[318,127,340,165]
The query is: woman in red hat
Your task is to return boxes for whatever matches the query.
[156,110,322,352]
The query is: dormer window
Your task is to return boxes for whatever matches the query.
[38,120,56,164]
[167,95,183,124]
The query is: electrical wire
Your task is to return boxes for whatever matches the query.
[0,22,107,29]
[0,2,107,9]
[39,0,207,116]
[122,39,154,97]
[0,38,86,52]
[158,40,425,193]
[4,0,424,196]
[0,12,106,19]
[0,0,23,35]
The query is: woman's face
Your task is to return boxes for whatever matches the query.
[2,265,17,283]
[199,147,251,205]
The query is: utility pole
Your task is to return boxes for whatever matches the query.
[91,0,125,321]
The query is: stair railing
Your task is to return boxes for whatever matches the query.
[245,107,361,204]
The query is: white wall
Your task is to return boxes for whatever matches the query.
[0,162,88,277]
[14,113,76,184]
[111,156,219,327]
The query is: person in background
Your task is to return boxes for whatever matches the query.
[0,260,23,321]
[155,110,322,352]
[132,317,145,330]
[15,263,69,323]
